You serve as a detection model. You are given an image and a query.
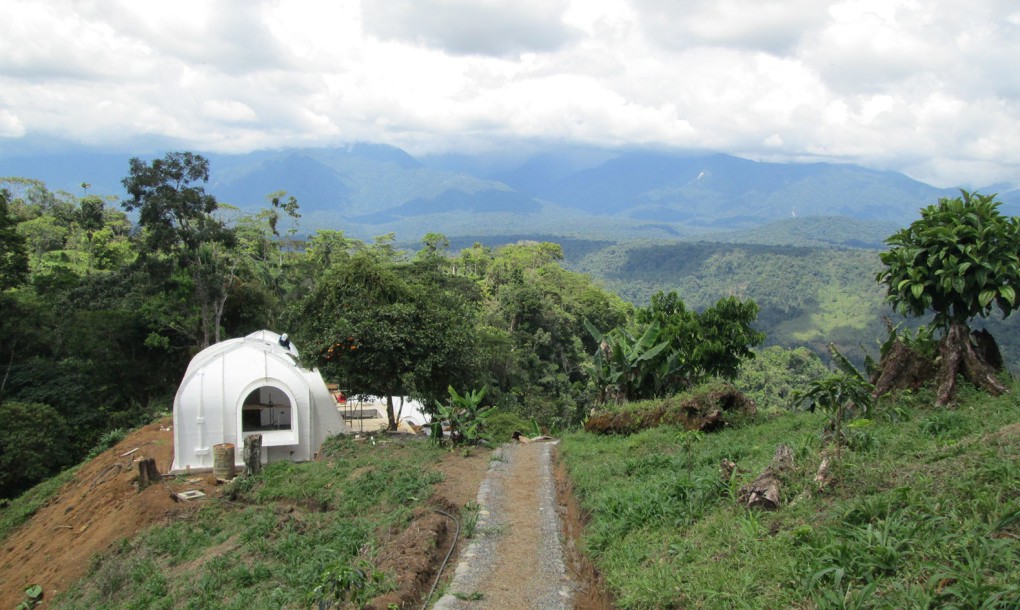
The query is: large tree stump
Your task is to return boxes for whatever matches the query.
[137,458,160,491]
[871,339,935,397]
[740,445,793,510]
[972,328,1004,371]
[935,322,1008,405]
[243,434,262,477]
[871,320,1008,406]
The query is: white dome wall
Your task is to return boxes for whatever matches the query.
[171,331,347,473]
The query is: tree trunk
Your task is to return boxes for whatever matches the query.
[243,434,262,476]
[935,322,1008,405]
[871,339,936,397]
[972,328,1004,371]
[386,395,397,431]
[137,458,160,490]
[872,322,1008,406]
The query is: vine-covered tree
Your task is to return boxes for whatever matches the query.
[875,190,1020,404]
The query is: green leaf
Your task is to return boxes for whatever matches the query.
[1000,285,1016,306]
[979,289,996,308]
[910,283,924,299]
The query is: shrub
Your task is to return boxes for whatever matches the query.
[0,401,72,499]
[485,411,530,444]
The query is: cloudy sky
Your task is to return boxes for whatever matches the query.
[1,0,1018,187]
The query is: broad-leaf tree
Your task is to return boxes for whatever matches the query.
[294,248,481,430]
[122,152,237,348]
[876,190,1020,403]
[588,290,764,402]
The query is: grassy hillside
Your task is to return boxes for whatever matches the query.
[0,434,482,610]
[560,383,1020,608]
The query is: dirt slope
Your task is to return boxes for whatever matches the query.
[1,425,602,609]
[0,421,495,609]
[0,418,211,608]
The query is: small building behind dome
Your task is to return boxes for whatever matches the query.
[171,330,348,473]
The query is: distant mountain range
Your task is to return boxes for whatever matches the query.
[4,142,1018,243]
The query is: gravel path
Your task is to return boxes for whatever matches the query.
[433,441,575,609]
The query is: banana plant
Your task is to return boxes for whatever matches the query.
[432,386,493,446]
[585,319,671,402]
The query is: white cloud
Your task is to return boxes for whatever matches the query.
[202,100,258,123]
[0,108,25,137]
[0,0,1018,186]
[634,0,830,53]
[74,1,291,74]
[361,0,579,57]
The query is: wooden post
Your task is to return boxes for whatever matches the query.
[243,434,262,477]
[137,458,160,491]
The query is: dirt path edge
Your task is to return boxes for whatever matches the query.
[432,442,575,609]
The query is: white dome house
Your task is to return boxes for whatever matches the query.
[171,330,348,473]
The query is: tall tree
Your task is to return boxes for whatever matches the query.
[0,189,29,290]
[122,152,236,348]
[876,190,1019,404]
[293,248,481,430]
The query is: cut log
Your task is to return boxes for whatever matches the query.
[744,473,781,510]
[243,434,262,477]
[740,445,793,510]
[137,458,160,491]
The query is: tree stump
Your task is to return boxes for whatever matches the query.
[243,434,262,477]
[137,458,160,491]
[871,339,935,397]
[935,322,1008,405]
[814,453,832,490]
[740,445,793,510]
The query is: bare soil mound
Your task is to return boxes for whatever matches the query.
[0,418,210,608]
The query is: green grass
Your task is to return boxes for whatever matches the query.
[53,435,453,610]
[561,382,1020,609]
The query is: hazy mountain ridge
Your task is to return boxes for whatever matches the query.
[0,142,975,240]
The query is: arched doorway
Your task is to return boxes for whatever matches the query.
[240,385,293,433]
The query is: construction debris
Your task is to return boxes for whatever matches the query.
[174,490,206,501]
